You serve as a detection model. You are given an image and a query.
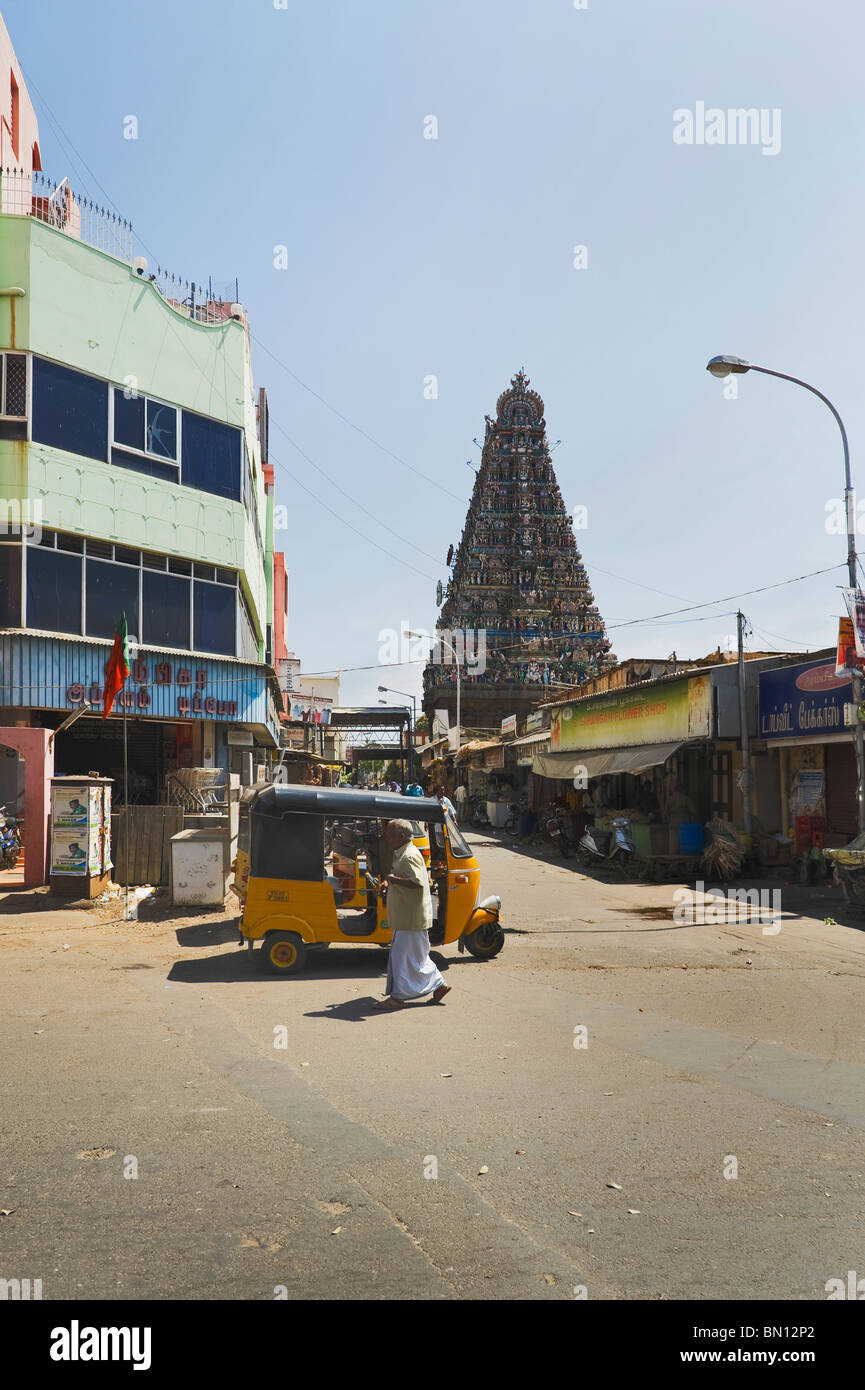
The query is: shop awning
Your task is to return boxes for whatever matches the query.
[533,740,685,780]
[511,730,551,747]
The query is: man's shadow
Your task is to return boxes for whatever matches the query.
[304,952,450,1022]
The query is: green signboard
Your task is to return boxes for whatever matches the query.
[550,675,711,752]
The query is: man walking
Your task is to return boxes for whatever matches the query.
[454,781,468,825]
[375,819,451,1011]
[434,784,457,820]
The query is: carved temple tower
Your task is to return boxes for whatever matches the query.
[422,371,615,732]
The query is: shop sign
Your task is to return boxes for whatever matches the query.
[65,659,239,718]
[759,660,852,740]
[484,744,505,769]
[526,710,544,732]
[501,714,517,737]
[551,675,710,752]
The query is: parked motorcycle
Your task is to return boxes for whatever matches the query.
[0,805,21,870]
[469,796,490,829]
[543,807,575,858]
[578,816,634,869]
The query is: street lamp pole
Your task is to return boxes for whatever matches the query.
[378,686,416,784]
[707,356,865,833]
[406,631,462,755]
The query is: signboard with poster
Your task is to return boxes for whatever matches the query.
[843,590,865,659]
[836,618,865,677]
[50,777,112,896]
[501,714,517,738]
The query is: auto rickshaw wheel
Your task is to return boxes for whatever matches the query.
[463,921,505,959]
[262,932,309,975]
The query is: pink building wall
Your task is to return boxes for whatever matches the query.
[0,11,41,174]
[0,726,53,886]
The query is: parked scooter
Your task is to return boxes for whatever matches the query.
[578,816,635,869]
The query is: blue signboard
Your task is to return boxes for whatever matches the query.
[0,634,279,743]
[758,658,851,741]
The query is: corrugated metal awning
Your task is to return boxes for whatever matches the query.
[533,740,685,780]
[511,730,551,747]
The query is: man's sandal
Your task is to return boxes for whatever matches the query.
[432,984,452,1004]
[374,997,405,1011]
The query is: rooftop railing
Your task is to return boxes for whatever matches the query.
[1,167,133,263]
[0,167,240,326]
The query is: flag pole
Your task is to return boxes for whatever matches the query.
[123,694,129,920]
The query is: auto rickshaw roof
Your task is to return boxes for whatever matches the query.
[249,784,447,822]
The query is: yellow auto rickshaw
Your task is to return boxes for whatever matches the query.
[231,785,503,975]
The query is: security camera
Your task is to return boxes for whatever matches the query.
[230,303,243,320]
[133,256,148,276]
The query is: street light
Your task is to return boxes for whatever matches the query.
[406,630,468,755]
[378,685,416,784]
[706,354,865,832]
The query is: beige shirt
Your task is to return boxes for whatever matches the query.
[387,841,433,933]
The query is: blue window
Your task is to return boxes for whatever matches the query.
[32,359,108,461]
[0,545,22,625]
[194,580,235,656]
[142,570,190,649]
[113,388,178,461]
[182,411,241,501]
[85,559,139,640]
[26,546,82,633]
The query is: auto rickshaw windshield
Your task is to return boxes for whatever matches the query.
[440,818,473,857]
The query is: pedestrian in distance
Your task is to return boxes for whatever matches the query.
[454,781,468,824]
[434,784,457,820]
[374,819,451,1011]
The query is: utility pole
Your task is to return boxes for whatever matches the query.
[737,610,753,841]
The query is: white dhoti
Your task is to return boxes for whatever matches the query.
[385,930,445,1002]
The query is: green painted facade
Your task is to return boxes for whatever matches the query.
[0,214,270,654]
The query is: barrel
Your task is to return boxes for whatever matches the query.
[679,822,704,856]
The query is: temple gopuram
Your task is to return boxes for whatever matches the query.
[422,370,615,731]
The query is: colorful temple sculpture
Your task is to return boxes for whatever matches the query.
[423,370,615,731]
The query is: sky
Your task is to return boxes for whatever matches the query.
[5,0,865,709]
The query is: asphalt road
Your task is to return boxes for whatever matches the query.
[1,833,864,1301]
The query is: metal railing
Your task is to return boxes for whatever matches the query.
[0,167,240,325]
[0,167,133,263]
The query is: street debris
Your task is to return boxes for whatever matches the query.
[607,1182,623,1190]
[478,1165,489,1175]
[76,1147,116,1161]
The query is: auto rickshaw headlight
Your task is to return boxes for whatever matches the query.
[478,894,501,913]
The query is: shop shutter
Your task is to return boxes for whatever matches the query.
[825,743,857,839]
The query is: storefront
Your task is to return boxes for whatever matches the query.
[757,656,857,850]
[533,673,717,857]
[0,633,279,806]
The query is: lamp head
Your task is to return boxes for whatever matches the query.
[706,355,751,378]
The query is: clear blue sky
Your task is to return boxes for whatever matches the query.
[6,0,865,706]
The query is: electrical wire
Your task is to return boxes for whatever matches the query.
[269,450,438,582]
[251,334,468,506]
[269,419,445,570]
